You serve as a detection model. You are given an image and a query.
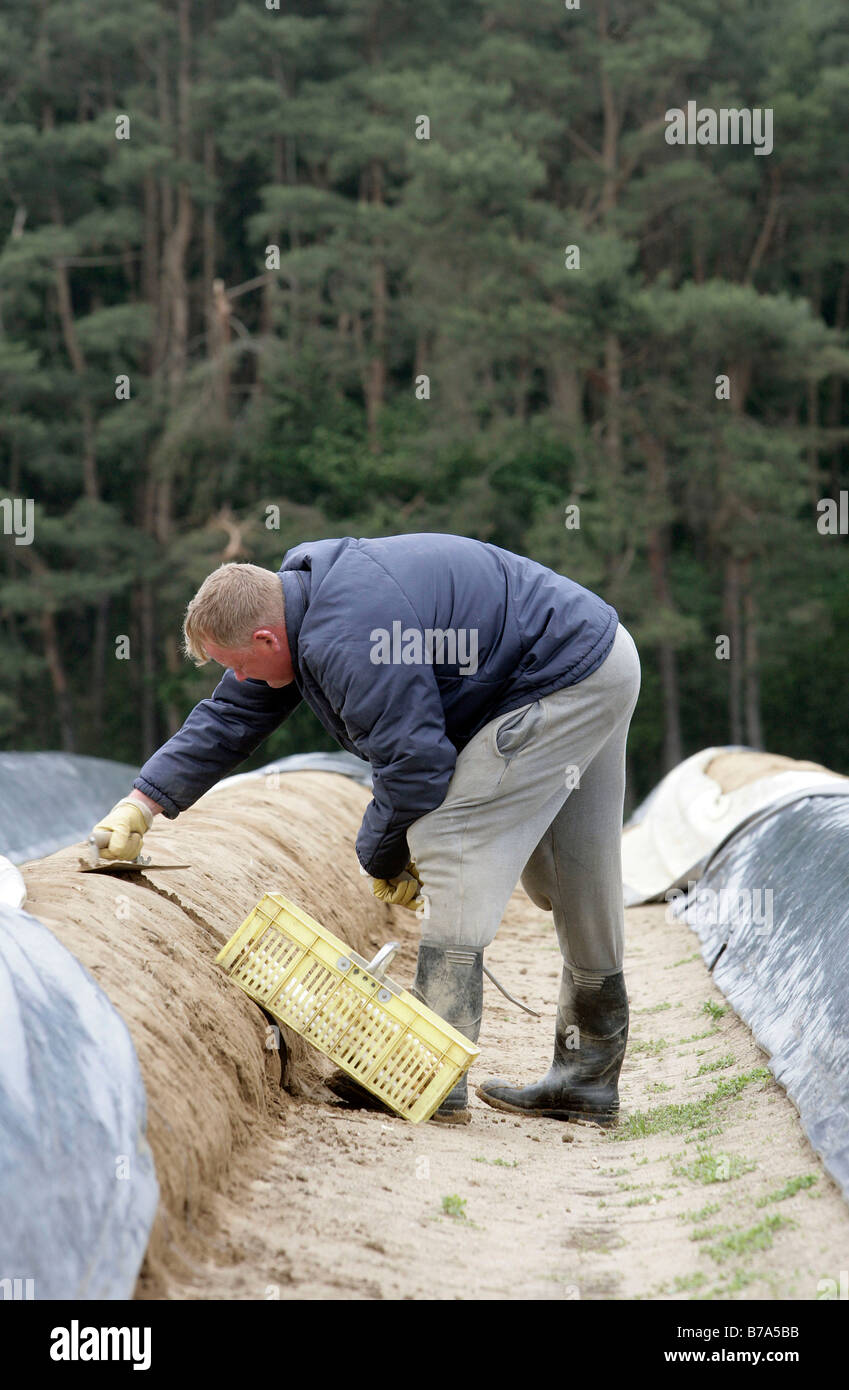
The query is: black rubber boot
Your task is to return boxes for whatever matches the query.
[476,968,628,1126]
[324,945,483,1122]
[411,944,483,1125]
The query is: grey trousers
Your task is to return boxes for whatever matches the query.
[407,624,641,974]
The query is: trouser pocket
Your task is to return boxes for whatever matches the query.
[494,700,546,758]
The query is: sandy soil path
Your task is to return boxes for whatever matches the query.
[156,892,849,1302]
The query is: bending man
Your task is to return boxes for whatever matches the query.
[92,533,641,1125]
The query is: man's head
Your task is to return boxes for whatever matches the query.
[183,562,294,686]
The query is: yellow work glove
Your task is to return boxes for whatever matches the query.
[372,861,423,911]
[92,798,153,861]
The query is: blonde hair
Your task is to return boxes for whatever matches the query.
[183,562,285,665]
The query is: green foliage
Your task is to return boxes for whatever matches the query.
[681,1202,722,1224]
[702,1001,727,1022]
[616,1069,771,1140]
[0,0,848,790]
[696,1054,735,1076]
[673,1148,757,1185]
[630,1038,669,1056]
[755,1174,818,1206]
[441,1194,467,1220]
[703,1215,794,1264]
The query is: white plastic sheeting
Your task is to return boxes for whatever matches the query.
[621,746,846,906]
[0,906,158,1298]
[0,856,26,909]
[212,749,373,792]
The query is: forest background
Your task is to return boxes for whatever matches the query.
[2,0,848,803]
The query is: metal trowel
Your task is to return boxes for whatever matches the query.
[79,829,190,873]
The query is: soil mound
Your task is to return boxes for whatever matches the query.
[21,771,414,1295]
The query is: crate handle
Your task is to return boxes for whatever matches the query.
[366,941,400,980]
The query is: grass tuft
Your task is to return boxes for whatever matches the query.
[755,1175,817,1207]
[703,1215,793,1264]
[696,1054,735,1076]
[673,1148,756,1185]
[702,1000,727,1022]
[441,1194,467,1220]
[615,1069,771,1141]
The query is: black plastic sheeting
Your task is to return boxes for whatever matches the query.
[0,905,159,1298]
[671,792,849,1203]
[0,749,373,866]
[0,753,139,865]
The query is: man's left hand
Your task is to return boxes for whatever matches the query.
[372,863,423,910]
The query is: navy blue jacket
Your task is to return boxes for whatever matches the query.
[134,534,618,878]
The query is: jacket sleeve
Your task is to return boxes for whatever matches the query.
[133,671,302,817]
[304,598,458,881]
[355,674,458,878]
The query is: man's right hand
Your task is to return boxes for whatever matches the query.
[91,798,154,861]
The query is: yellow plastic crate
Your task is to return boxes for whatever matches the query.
[216,892,480,1124]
